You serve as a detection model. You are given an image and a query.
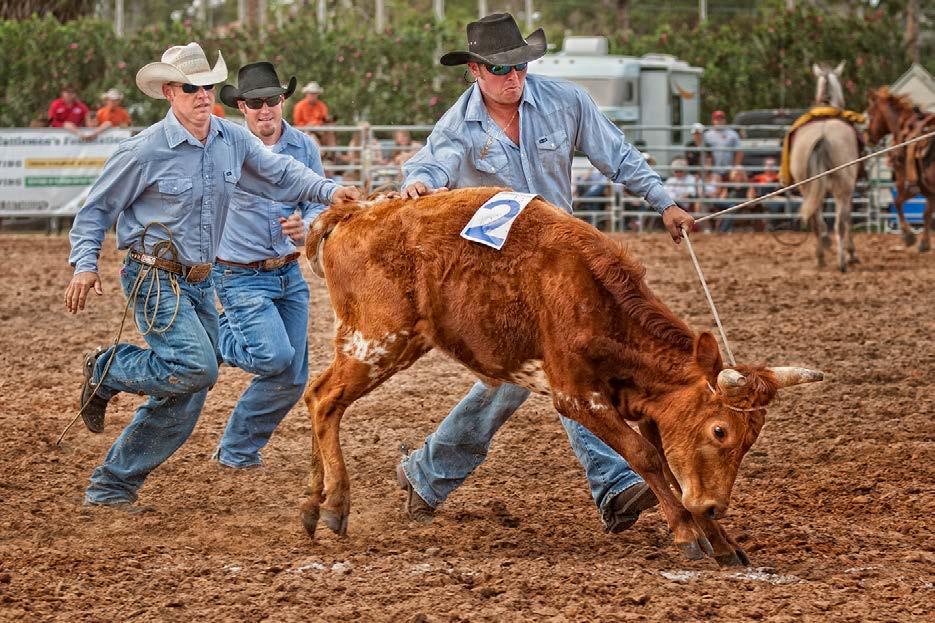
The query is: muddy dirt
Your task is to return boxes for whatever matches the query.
[0,232,932,622]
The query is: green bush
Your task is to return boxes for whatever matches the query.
[0,4,910,128]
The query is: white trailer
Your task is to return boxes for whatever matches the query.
[529,36,703,165]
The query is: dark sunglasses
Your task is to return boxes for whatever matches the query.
[243,95,282,110]
[484,63,528,76]
[176,83,215,94]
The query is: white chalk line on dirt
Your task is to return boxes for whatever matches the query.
[660,567,802,585]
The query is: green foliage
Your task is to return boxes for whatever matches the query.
[0,3,921,127]
[608,1,907,116]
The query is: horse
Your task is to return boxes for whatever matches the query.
[866,86,934,253]
[788,62,860,271]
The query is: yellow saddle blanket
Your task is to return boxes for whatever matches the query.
[780,107,867,185]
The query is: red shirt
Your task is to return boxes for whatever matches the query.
[48,98,89,127]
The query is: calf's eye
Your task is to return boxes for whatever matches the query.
[713,426,726,440]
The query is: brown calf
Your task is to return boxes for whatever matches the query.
[302,188,822,567]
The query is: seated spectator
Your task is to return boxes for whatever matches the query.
[293,81,336,155]
[93,89,132,131]
[715,166,749,233]
[700,169,723,222]
[574,167,610,212]
[662,158,700,213]
[390,130,424,165]
[685,122,705,169]
[336,123,384,183]
[747,157,783,230]
[48,85,90,138]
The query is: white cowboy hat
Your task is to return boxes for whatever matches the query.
[301,81,323,94]
[103,88,123,101]
[135,42,228,100]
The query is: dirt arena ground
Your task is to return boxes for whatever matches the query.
[0,231,932,622]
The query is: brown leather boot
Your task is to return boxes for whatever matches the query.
[79,347,110,434]
[396,463,435,523]
[604,482,659,533]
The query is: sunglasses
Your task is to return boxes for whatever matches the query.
[174,83,215,94]
[484,63,528,76]
[243,95,282,110]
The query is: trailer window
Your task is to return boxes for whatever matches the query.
[670,92,683,144]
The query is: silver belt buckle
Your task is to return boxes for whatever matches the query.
[185,263,212,283]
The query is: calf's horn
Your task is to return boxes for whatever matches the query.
[768,367,824,388]
[716,369,747,396]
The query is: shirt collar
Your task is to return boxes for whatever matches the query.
[164,108,222,148]
[279,120,304,148]
[464,79,537,123]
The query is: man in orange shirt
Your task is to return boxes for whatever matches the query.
[213,102,225,118]
[292,81,329,127]
[94,89,132,128]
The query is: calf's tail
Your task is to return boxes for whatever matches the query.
[305,204,365,279]
[800,139,830,225]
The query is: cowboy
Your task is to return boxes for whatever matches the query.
[397,13,695,533]
[65,43,359,512]
[210,62,325,468]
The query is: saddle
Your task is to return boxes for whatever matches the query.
[899,112,935,185]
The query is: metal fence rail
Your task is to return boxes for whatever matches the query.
[0,122,910,235]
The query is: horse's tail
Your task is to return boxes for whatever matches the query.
[305,203,366,279]
[800,138,831,224]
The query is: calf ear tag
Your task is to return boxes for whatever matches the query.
[460,191,538,250]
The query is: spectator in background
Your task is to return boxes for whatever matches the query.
[747,157,782,230]
[700,168,723,221]
[685,122,705,169]
[92,89,132,132]
[662,157,700,213]
[574,167,610,212]
[716,166,749,233]
[390,129,423,165]
[212,102,225,118]
[702,110,743,172]
[48,85,90,138]
[293,81,335,155]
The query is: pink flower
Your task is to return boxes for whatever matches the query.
[784,79,792,86]
[337,55,344,62]
[275,55,283,62]
[69,43,78,49]
[365,72,373,79]
[845,79,856,94]
[428,96,438,107]
[117,61,127,70]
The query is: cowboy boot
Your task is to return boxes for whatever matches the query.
[79,347,110,433]
[604,482,659,533]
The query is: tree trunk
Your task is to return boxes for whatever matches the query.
[905,0,920,65]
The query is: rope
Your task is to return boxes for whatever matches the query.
[680,226,735,367]
[696,128,935,224]
[56,224,183,446]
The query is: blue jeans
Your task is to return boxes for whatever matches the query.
[400,381,645,526]
[85,255,219,505]
[213,261,309,468]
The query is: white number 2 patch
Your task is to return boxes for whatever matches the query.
[460,192,538,250]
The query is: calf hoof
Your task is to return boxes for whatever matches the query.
[677,536,714,561]
[300,504,320,539]
[919,240,931,253]
[838,261,848,273]
[902,231,917,247]
[320,508,349,536]
[847,256,860,265]
[715,547,751,568]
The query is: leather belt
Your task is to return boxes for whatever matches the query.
[128,249,212,284]
[215,252,300,271]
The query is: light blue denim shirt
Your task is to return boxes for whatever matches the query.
[402,74,674,214]
[68,110,339,273]
[215,120,326,263]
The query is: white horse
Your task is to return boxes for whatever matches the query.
[789,62,860,271]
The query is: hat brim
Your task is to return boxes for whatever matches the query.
[219,76,297,108]
[135,50,228,100]
[440,28,546,67]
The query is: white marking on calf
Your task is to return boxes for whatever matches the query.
[508,359,551,395]
[588,392,611,411]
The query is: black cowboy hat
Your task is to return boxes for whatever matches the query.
[219,61,297,108]
[440,13,546,67]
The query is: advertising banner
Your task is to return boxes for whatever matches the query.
[0,129,130,216]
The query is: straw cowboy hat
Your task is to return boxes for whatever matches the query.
[135,42,228,100]
[301,81,323,95]
[219,62,297,108]
[440,12,546,67]
[102,89,123,101]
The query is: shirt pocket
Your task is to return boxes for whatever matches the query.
[156,177,194,210]
[536,129,568,169]
[473,146,510,183]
